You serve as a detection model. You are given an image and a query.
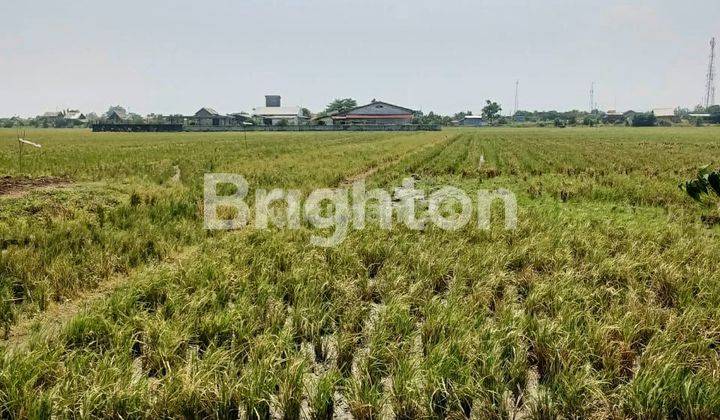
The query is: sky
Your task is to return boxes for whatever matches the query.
[1,0,719,117]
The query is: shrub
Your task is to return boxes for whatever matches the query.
[631,113,656,127]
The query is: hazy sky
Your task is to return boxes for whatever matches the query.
[1,0,718,117]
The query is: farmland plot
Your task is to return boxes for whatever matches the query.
[1,127,720,418]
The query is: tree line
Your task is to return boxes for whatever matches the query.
[3,102,720,128]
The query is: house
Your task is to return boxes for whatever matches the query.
[651,108,677,124]
[253,95,308,126]
[603,110,624,124]
[330,100,415,125]
[229,112,254,125]
[458,115,486,127]
[40,111,63,120]
[106,109,128,123]
[182,108,253,127]
[189,107,235,127]
[64,109,86,121]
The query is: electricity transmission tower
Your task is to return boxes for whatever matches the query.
[514,80,519,116]
[589,83,595,113]
[705,37,716,109]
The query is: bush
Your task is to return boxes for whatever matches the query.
[680,165,720,202]
[631,113,656,127]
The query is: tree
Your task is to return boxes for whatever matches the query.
[413,111,446,126]
[631,112,656,127]
[674,107,690,118]
[481,100,501,122]
[324,98,357,114]
[128,113,144,123]
[453,111,473,121]
[301,108,312,118]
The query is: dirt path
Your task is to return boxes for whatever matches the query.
[0,176,72,198]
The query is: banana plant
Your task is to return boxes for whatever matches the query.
[680,165,720,202]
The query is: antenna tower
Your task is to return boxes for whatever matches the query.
[514,80,519,115]
[705,37,716,108]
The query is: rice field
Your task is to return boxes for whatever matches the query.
[1,127,720,418]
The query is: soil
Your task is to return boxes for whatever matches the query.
[0,176,71,197]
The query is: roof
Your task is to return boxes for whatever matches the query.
[253,106,303,117]
[337,101,416,117]
[64,110,84,120]
[311,112,337,121]
[461,115,484,120]
[42,111,62,118]
[333,114,414,120]
[108,109,128,119]
[651,108,675,117]
[195,107,219,116]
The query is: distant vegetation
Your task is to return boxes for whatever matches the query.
[481,100,502,122]
[323,98,358,114]
[2,103,720,128]
[631,112,657,127]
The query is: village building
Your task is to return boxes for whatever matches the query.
[458,115,486,127]
[229,112,254,125]
[603,110,624,124]
[329,100,414,125]
[64,109,86,121]
[106,109,128,123]
[253,95,310,125]
[182,108,255,127]
[651,108,678,124]
[39,109,86,121]
[40,111,63,120]
[186,107,236,127]
[253,96,308,126]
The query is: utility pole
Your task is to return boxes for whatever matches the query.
[705,37,716,109]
